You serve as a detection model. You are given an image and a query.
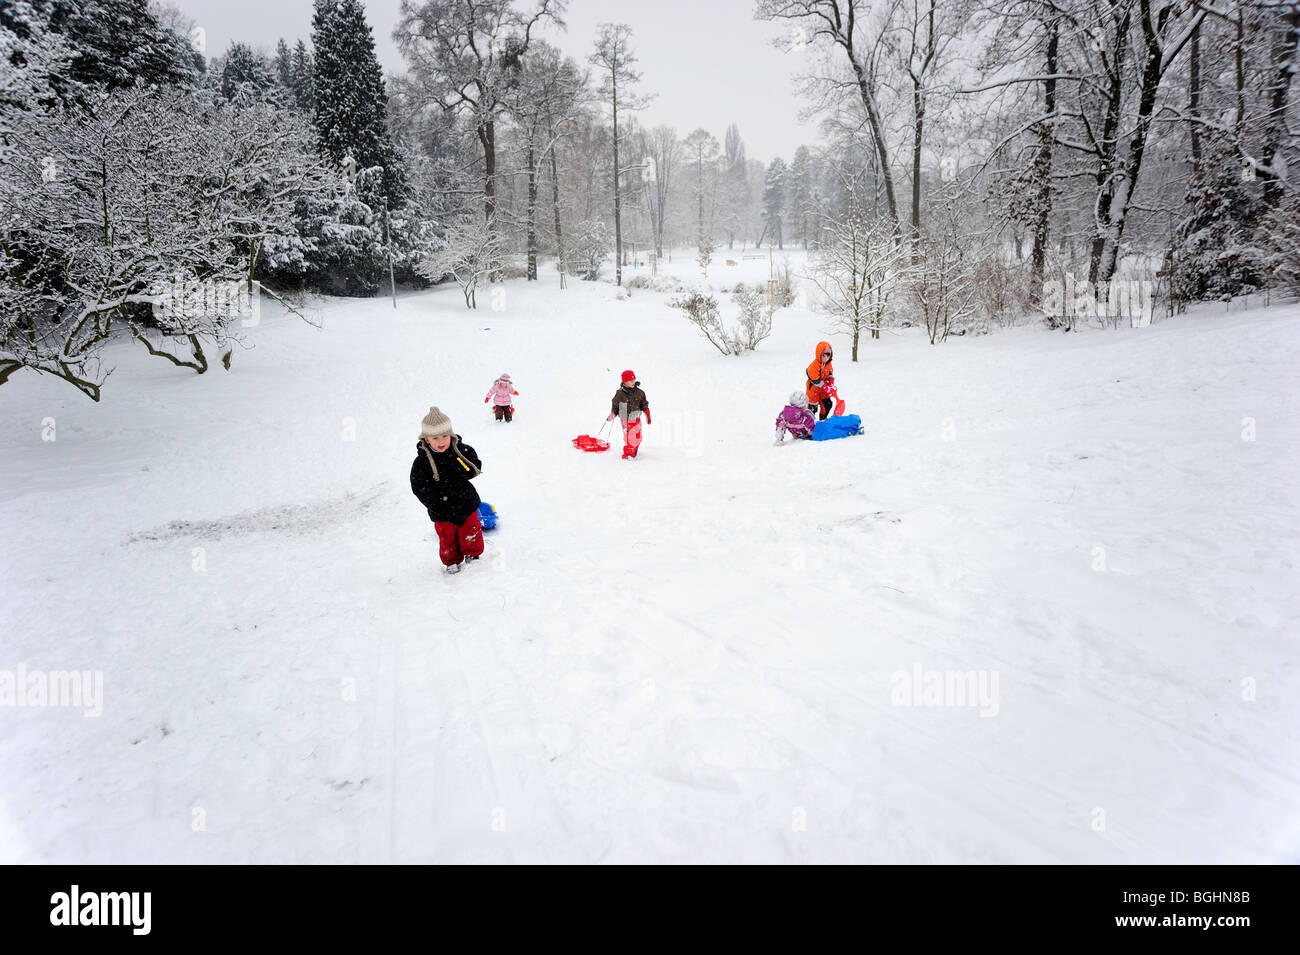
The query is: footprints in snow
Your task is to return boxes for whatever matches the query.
[126,484,387,543]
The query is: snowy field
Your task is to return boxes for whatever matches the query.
[1,253,1298,863]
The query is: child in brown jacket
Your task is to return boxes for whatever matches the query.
[606,369,651,459]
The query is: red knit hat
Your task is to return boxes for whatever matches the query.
[621,369,636,383]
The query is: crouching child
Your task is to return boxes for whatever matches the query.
[775,390,816,443]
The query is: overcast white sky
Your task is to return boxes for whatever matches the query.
[173,0,817,164]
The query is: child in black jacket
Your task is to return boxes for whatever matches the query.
[410,406,483,574]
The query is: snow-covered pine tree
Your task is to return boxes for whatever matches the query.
[311,0,405,204]
[787,146,815,249]
[761,158,787,249]
[291,39,315,114]
[20,0,198,104]
[221,41,275,103]
[274,38,293,90]
[1175,140,1264,302]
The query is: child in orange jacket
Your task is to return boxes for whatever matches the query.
[805,341,835,421]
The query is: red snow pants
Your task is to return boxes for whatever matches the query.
[622,417,643,458]
[435,512,484,566]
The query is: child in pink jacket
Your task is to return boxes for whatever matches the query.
[484,373,519,422]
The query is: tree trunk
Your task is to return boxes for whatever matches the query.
[1189,20,1202,168]
[1088,15,1131,285]
[548,127,566,288]
[1236,8,1246,132]
[612,72,622,287]
[526,141,538,281]
[911,82,924,260]
[696,157,704,246]
[1260,7,1300,209]
[480,121,497,230]
[1030,22,1059,293]
[848,55,901,238]
[1097,2,1174,284]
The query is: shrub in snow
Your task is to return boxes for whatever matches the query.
[908,235,981,344]
[731,285,775,351]
[567,219,610,281]
[671,289,773,356]
[416,216,505,309]
[808,200,905,359]
[774,260,798,308]
[697,237,715,280]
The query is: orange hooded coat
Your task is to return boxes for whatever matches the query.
[805,341,834,404]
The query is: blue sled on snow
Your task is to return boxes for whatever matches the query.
[477,502,498,529]
[811,414,864,441]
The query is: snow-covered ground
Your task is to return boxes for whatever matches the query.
[2,252,1297,863]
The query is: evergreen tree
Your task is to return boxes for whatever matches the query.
[788,146,815,249]
[32,0,195,101]
[274,38,293,90]
[291,40,315,113]
[1175,142,1264,301]
[311,0,404,204]
[221,41,274,102]
[762,158,787,249]
[12,0,198,104]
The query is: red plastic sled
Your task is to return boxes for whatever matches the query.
[572,434,611,452]
[825,380,846,417]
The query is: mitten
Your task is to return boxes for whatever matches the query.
[484,396,489,403]
[606,413,616,421]
[643,409,651,424]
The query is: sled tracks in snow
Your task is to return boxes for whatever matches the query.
[125,483,386,544]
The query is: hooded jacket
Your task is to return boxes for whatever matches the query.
[410,435,482,524]
[485,378,519,407]
[776,402,816,439]
[805,341,835,403]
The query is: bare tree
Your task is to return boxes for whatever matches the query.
[756,0,905,237]
[642,125,679,259]
[590,23,653,286]
[504,41,586,280]
[808,171,907,357]
[682,128,720,252]
[394,0,565,236]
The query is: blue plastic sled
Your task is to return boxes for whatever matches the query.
[477,502,498,529]
[811,414,864,441]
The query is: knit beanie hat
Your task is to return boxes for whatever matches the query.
[498,373,511,383]
[791,390,808,407]
[420,406,453,438]
[621,369,637,384]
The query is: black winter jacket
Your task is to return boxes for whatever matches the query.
[410,436,482,524]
